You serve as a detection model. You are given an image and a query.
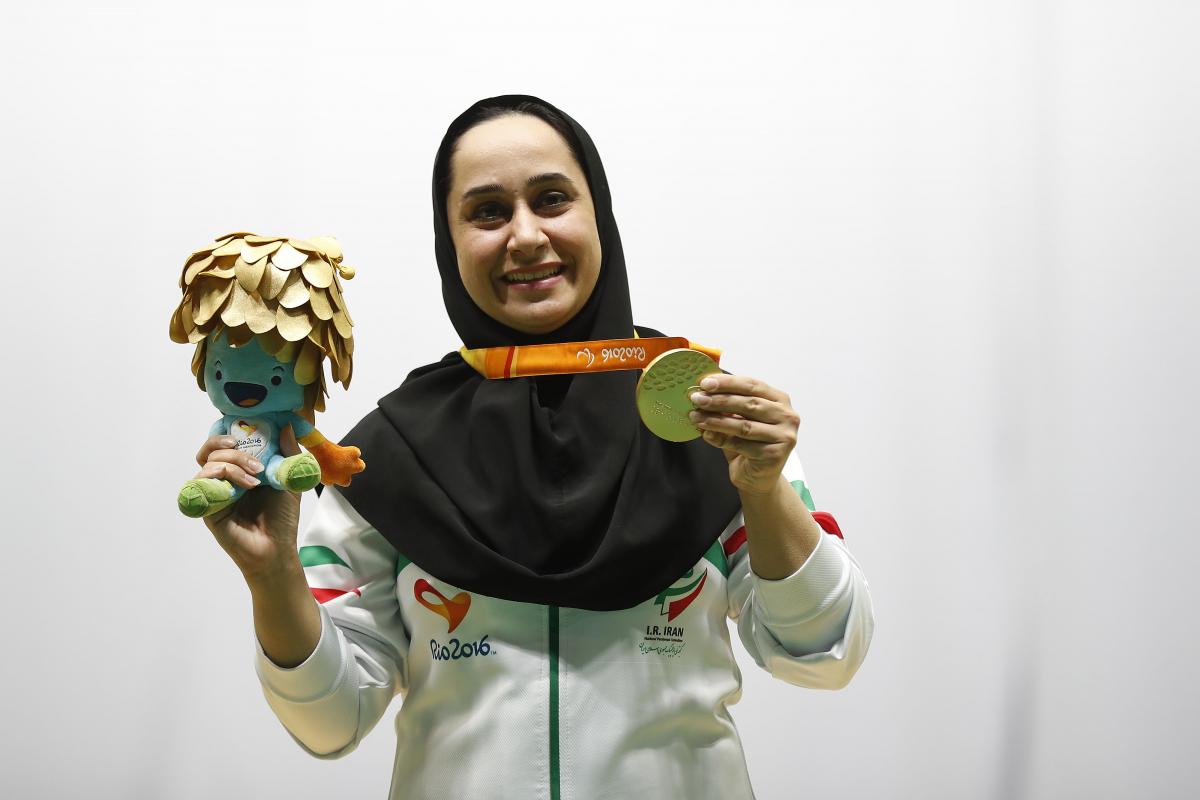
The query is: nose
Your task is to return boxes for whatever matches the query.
[506,202,549,258]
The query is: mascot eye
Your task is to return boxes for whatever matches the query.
[271,376,282,386]
[215,369,223,381]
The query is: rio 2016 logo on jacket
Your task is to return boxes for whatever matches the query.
[413,578,497,662]
[414,578,471,633]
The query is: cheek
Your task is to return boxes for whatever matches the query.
[548,216,599,261]
[573,231,603,284]
[456,233,503,282]
[456,247,489,297]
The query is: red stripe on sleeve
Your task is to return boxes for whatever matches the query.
[811,511,844,539]
[722,514,843,559]
[722,525,747,557]
[310,587,362,604]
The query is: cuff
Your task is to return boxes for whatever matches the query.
[254,603,346,702]
[752,531,849,624]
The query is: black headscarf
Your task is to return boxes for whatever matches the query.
[337,95,740,610]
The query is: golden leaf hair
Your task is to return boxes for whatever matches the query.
[169,232,356,413]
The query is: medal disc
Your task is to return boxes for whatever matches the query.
[636,348,722,442]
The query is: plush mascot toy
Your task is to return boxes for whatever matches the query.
[169,232,365,518]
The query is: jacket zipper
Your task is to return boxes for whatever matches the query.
[549,604,561,800]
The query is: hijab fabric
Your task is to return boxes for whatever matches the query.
[337,95,741,610]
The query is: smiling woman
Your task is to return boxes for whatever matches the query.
[446,114,603,335]
[192,94,874,800]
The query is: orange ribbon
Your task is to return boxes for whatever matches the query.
[459,335,721,379]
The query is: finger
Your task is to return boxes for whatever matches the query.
[204,447,265,478]
[196,435,237,466]
[697,429,737,462]
[195,459,260,488]
[690,410,792,444]
[701,430,788,461]
[690,390,797,425]
[206,482,290,529]
[697,374,788,404]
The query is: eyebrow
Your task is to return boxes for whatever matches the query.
[460,172,576,201]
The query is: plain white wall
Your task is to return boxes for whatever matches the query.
[2,1,1196,798]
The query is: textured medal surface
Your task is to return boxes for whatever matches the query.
[636,348,721,442]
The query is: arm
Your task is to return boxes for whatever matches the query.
[283,412,365,487]
[740,472,821,579]
[690,374,873,689]
[689,372,821,578]
[724,452,874,690]
[207,416,232,438]
[250,562,322,669]
[254,485,409,758]
[284,411,315,442]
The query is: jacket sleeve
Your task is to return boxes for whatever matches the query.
[253,486,410,758]
[724,451,874,690]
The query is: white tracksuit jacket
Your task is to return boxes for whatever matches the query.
[254,451,874,799]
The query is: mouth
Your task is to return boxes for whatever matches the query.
[223,381,267,407]
[500,263,565,287]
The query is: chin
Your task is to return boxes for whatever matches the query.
[501,303,579,335]
[512,315,575,335]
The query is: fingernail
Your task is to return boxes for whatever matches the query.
[247,460,263,472]
[246,476,260,486]
[700,377,718,390]
[221,438,236,447]
[690,392,709,406]
[688,410,703,422]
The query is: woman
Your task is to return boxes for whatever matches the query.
[194,95,874,799]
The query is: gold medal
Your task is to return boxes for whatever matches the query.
[636,348,722,442]
[457,336,725,442]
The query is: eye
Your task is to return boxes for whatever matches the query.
[470,201,508,223]
[271,375,282,386]
[537,190,570,209]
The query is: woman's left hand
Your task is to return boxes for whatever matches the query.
[689,374,800,497]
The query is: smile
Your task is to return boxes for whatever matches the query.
[502,264,564,283]
[224,381,267,407]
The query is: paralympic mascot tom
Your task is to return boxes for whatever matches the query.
[169,232,365,518]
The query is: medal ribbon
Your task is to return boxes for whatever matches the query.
[459,335,721,379]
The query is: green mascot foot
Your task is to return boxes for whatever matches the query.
[178,478,236,518]
[276,452,322,492]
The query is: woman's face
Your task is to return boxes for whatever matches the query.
[447,114,602,335]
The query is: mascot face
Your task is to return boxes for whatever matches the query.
[203,330,304,416]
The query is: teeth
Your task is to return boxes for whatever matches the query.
[504,266,562,282]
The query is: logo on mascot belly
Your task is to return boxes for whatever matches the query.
[232,417,273,460]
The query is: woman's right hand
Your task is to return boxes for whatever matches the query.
[194,430,302,584]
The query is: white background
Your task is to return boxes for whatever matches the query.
[2,1,1197,798]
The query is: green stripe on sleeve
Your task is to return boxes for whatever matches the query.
[790,479,816,512]
[395,551,412,578]
[298,545,350,569]
[702,538,729,578]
